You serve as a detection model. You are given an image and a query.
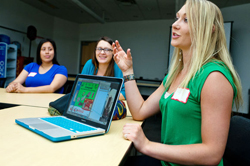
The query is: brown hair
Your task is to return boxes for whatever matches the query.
[92,36,115,76]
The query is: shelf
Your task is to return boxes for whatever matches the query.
[8,44,17,51]
[6,75,15,78]
[7,54,17,60]
[0,43,17,87]
[7,66,16,69]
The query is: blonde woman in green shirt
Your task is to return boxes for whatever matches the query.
[112,0,242,166]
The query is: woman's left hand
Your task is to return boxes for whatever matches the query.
[123,123,149,152]
[14,83,27,93]
[6,82,17,93]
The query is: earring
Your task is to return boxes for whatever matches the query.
[179,50,182,61]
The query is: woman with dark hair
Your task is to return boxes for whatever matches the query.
[6,38,68,94]
[36,38,60,65]
[81,36,125,100]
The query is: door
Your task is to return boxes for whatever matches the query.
[80,41,97,73]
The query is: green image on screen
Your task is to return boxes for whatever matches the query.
[74,82,99,111]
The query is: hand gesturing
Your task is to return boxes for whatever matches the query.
[112,40,133,75]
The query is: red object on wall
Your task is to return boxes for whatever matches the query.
[16,56,24,77]
[16,56,34,77]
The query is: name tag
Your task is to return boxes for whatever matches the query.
[171,88,190,103]
[164,92,170,99]
[28,72,37,77]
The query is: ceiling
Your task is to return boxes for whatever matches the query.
[20,0,250,24]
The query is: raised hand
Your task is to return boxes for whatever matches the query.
[112,40,133,75]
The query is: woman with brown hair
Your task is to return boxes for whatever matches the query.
[81,36,125,100]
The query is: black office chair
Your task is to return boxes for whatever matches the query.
[223,115,250,166]
[0,78,6,88]
[63,80,74,94]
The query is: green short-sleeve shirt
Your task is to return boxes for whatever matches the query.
[159,60,237,166]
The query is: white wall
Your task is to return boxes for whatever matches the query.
[0,0,53,60]
[0,0,80,74]
[221,3,250,114]
[80,20,174,81]
[79,5,250,114]
[0,0,249,113]
[52,18,80,74]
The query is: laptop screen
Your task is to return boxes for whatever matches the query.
[65,75,123,129]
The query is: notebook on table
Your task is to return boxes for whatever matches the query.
[15,74,123,142]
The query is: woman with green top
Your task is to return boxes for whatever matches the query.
[112,0,242,165]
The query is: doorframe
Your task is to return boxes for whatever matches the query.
[79,40,97,73]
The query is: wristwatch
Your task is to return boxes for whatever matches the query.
[123,74,135,82]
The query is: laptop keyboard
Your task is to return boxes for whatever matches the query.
[41,117,97,133]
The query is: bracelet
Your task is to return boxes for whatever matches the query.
[123,74,135,82]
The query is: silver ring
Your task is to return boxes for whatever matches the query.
[124,134,128,139]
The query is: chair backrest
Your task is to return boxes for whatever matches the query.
[223,115,250,166]
[63,80,74,94]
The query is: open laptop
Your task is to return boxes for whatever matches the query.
[15,74,123,142]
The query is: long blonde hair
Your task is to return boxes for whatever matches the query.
[166,0,242,109]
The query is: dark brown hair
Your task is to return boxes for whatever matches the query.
[92,36,114,76]
[36,38,59,65]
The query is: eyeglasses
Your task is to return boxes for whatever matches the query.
[96,47,113,53]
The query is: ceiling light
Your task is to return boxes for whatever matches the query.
[117,0,136,6]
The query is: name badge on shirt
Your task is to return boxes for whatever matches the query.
[171,88,190,103]
[28,72,37,77]
[164,92,170,99]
